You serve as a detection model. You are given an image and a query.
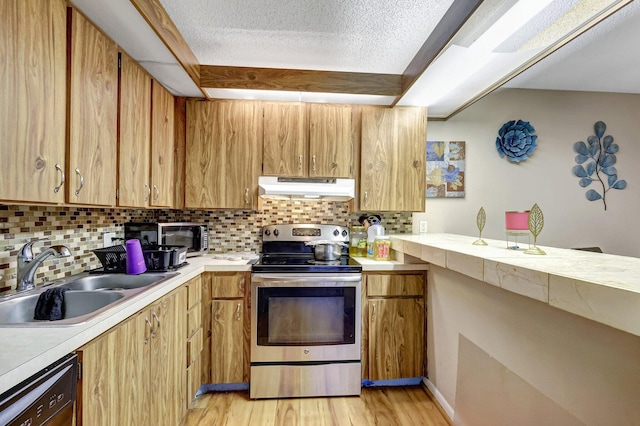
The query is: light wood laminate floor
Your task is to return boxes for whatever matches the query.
[182,386,450,426]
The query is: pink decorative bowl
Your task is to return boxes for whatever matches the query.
[505,211,530,231]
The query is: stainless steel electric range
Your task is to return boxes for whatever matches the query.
[250,224,362,399]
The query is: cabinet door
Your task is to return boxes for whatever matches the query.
[149,288,187,426]
[263,102,307,177]
[78,313,147,425]
[150,81,175,208]
[308,104,353,178]
[211,299,244,383]
[118,53,151,208]
[186,100,262,209]
[360,107,427,211]
[0,0,66,203]
[67,8,118,206]
[368,298,424,380]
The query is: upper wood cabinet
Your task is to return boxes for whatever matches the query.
[262,103,353,178]
[118,53,152,208]
[308,104,353,178]
[150,81,176,208]
[0,0,67,203]
[186,100,262,209]
[67,8,118,206]
[262,102,307,177]
[360,107,427,212]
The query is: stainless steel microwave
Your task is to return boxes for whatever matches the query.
[124,222,209,257]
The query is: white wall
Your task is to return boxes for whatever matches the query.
[425,89,640,257]
[428,266,640,425]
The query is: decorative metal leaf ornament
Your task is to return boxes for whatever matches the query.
[472,207,488,246]
[525,203,546,255]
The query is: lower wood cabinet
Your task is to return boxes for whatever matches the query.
[363,272,426,381]
[205,272,250,384]
[186,276,204,404]
[76,287,187,426]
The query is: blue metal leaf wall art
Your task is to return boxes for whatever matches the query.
[572,121,626,210]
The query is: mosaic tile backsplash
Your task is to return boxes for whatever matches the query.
[0,201,412,291]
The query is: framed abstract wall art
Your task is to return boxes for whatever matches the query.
[426,141,465,198]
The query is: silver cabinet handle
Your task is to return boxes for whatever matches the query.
[235,303,242,321]
[144,183,150,202]
[74,168,84,196]
[371,303,376,322]
[152,311,161,334]
[54,163,65,193]
[312,155,316,172]
[244,188,249,204]
[364,191,369,207]
[144,317,153,344]
[153,185,159,202]
[298,155,303,170]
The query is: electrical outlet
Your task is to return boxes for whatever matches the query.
[103,232,116,248]
[419,221,428,233]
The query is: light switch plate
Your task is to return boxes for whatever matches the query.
[103,232,116,248]
[419,221,428,233]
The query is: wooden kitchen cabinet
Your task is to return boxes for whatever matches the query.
[360,107,427,212]
[186,100,262,209]
[0,0,67,204]
[308,104,353,178]
[363,272,426,381]
[67,8,118,206]
[150,81,176,208]
[118,52,152,208]
[206,272,250,384]
[262,102,307,176]
[77,287,187,426]
[186,275,204,404]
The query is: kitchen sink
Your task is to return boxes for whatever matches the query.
[62,273,172,291]
[0,291,124,326]
[0,272,178,327]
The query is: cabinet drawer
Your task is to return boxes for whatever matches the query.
[187,276,203,309]
[187,353,202,402]
[367,274,425,297]
[187,302,202,338]
[187,327,203,366]
[211,273,245,298]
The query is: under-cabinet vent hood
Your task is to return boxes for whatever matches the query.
[258,176,355,201]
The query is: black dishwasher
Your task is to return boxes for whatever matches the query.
[0,353,78,426]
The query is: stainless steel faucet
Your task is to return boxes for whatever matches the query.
[17,239,72,291]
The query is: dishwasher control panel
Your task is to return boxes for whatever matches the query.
[0,353,78,426]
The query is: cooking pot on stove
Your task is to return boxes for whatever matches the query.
[305,241,347,261]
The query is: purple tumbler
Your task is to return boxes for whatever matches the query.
[126,239,147,275]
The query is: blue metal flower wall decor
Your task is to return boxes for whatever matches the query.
[572,121,626,211]
[496,119,538,163]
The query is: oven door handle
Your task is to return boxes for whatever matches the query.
[251,273,361,283]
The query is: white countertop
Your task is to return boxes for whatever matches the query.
[0,255,251,393]
[389,233,640,338]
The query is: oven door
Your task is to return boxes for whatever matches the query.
[251,273,361,363]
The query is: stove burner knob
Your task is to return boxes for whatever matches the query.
[264,230,271,236]
[274,229,279,237]
[342,230,348,237]
[333,229,339,236]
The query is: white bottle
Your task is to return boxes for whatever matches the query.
[366,222,385,258]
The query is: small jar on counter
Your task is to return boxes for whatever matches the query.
[373,236,391,261]
[349,226,367,257]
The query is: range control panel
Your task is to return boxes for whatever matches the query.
[262,224,349,243]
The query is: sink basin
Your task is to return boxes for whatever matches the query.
[0,272,178,327]
[62,273,171,291]
[0,291,124,326]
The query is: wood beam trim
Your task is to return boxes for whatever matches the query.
[394,0,484,105]
[129,0,201,88]
[200,65,402,97]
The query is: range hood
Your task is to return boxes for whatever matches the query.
[258,176,355,201]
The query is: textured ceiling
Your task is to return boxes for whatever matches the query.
[158,0,455,73]
[504,0,640,93]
